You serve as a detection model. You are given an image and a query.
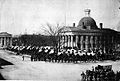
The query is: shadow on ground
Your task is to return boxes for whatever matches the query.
[0,58,13,80]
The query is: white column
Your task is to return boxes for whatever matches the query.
[62,35,65,47]
[95,36,98,49]
[76,35,78,48]
[8,37,9,46]
[64,35,67,47]
[80,36,83,50]
[68,35,70,47]
[64,36,67,47]
[62,36,64,48]
[71,35,73,48]
[6,37,8,46]
[90,36,93,50]
[10,37,12,46]
[103,36,106,53]
[4,37,6,46]
[58,36,60,50]
[3,37,5,46]
[85,36,88,51]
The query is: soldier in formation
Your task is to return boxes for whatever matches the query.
[6,45,119,63]
[81,65,120,81]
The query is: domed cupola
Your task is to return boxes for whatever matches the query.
[77,9,98,29]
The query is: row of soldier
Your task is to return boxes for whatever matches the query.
[7,45,118,63]
[81,65,120,81]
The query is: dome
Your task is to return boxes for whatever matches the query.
[77,9,98,29]
[77,17,98,29]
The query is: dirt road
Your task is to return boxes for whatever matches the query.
[0,50,120,81]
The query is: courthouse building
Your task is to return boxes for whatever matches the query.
[0,32,12,48]
[59,9,118,53]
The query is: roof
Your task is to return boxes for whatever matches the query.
[60,27,117,35]
[0,32,12,37]
[77,17,98,29]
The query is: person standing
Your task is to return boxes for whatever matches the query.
[22,55,24,61]
[81,72,86,81]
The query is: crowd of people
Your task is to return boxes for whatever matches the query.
[6,45,120,80]
[6,45,119,63]
[81,65,120,81]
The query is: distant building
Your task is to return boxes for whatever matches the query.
[59,9,118,53]
[0,32,12,48]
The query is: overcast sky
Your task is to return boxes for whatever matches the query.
[0,0,120,35]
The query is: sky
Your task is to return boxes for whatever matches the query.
[0,0,120,35]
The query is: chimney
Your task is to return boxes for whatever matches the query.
[84,9,91,17]
[100,23,103,29]
[73,23,75,27]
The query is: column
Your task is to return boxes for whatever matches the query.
[66,35,68,47]
[10,37,12,47]
[76,35,78,48]
[6,37,7,46]
[58,36,60,50]
[90,36,93,50]
[62,35,65,48]
[103,36,106,53]
[1,37,3,46]
[85,36,89,51]
[8,37,9,46]
[64,35,67,47]
[80,36,83,50]
[5,37,7,46]
[71,35,73,48]
[61,36,63,48]
[95,36,98,49]
[68,35,70,47]
[4,37,5,46]
[0,37,2,46]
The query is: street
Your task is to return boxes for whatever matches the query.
[0,50,120,81]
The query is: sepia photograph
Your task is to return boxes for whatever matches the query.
[0,0,120,81]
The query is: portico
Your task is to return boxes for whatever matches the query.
[0,32,12,48]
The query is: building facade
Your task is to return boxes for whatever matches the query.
[0,32,12,48]
[59,9,118,53]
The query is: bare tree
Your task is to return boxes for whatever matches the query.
[40,23,64,52]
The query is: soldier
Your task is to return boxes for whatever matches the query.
[22,55,24,61]
[94,69,98,81]
[31,55,33,61]
[115,71,120,81]
[81,72,86,81]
